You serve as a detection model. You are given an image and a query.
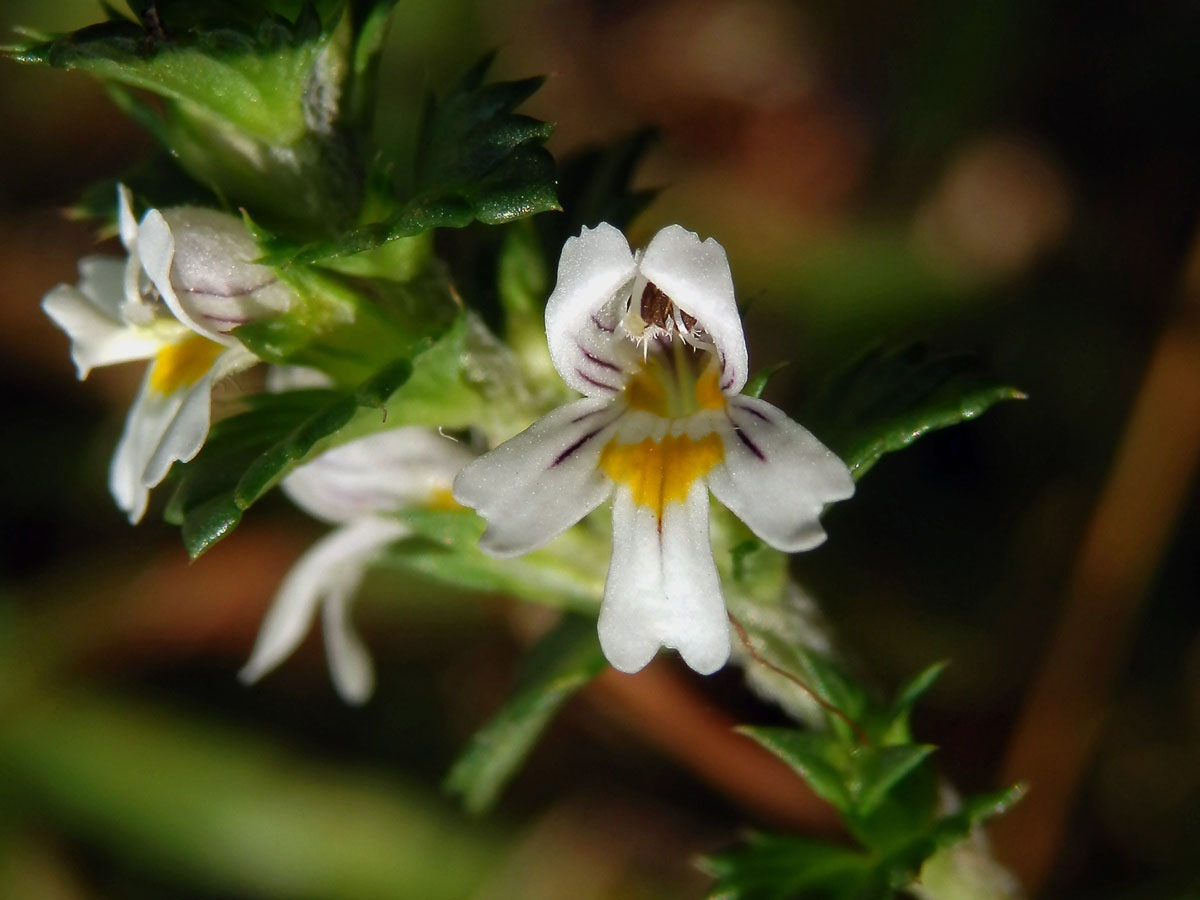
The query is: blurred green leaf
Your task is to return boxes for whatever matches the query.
[854,744,938,817]
[445,614,606,814]
[167,359,412,558]
[544,127,659,247]
[809,344,1024,480]
[0,690,501,900]
[380,519,606,613]
[882,661,949,743]
[739,727,854,812]
[701,832,879,900]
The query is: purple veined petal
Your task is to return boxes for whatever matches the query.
[137,209,234,345]
[707,395,855,553]
[545,223,640,397]
[281,426,475,525]
[598,481,730,674]
[638,225,749,395]
[240,516,410,704]
[452,396,619,557]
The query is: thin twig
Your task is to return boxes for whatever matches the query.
[728,612,870,746]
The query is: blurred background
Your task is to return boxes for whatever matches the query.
[2,0,1199,897]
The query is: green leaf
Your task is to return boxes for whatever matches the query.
[739,727,854,812]
[6,4,361,231]
[853,744,937,817]
[548,127,659,240]
[380,518,607,614]
[269,53,559,266]
[7,5,337,144]
[882,661,949,743]
[168,359,412,558]
[809,344,1025,480]
[744,362,789,400]
[0,689,502,900]
[445,614,606,814]
[701,832,879,900]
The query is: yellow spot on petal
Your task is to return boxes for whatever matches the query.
[599,433,724,520]
[427,487,462,511]
[149,335,224,395]
[625,368,670,416]
[694,364,726,411]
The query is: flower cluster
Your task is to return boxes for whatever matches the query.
[454,224,854,675]
[42,186,295,522]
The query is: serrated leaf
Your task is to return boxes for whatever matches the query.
[547,127,659,242]
[808,344,1024,480]
[7,6,334,144]
[445,614,606,815]
[739,727,854,812]
[169,359,412,558]
[270,53,559,266]
[853,744,937,817]
[701,832,877,900]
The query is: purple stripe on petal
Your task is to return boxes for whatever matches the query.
[576,369,619,392]
[579,343,621,373]
[553,427,603,467]
[591,313,616,334]
[736,403,771,423]
[733,425,766,461]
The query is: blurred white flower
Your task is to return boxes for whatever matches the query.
[454,224,854,676]
[240,422,474,704]
[43,185,295,522]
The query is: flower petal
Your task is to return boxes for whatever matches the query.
[138,209,229,344]
[661,481,731,674]
[545,223,640,397]
[453,397,617,556]
[597,482,730,674]
[322,591,376,705]
[108,345,254,523]
[117,184,139,252]
[42,259,171,378]
[597,488,664,673]
[638,225,749,394]
[707,396,855,552]
[143,346,255,487]
[240,517,409,704]
[282,427,474,524]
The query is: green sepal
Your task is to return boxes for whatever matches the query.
[166,359,412,558]
[809,343,1025,481]
[233,254,451,386]
[444,614,607,815]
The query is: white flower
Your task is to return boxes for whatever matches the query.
[240,423,474,704]
[453,224,855,675]
[42,186,293,523]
